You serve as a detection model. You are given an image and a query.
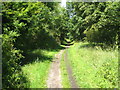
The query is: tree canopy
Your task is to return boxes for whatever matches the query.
[2,2,119,88]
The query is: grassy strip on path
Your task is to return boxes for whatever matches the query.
[22,49,58,88]
[60,50,71,88]
[67,42,118,88]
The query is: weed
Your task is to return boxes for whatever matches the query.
[67,42,118,88]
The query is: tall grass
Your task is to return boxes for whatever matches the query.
[22,49,58,88]
[67,42,118,88]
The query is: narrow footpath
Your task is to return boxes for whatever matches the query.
[47,50,64,88]
[47,46,79,88]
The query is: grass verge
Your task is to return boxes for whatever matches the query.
[60,50,71,88]
[67,42,118,88]
[22,49,58,88]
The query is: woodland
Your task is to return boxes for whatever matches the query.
[1,2,119,88]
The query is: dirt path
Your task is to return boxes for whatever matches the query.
[47,46,78,88]
[47,50,64,88]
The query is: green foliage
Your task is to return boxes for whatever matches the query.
[2,2,119,88]
[2,2,61,88]
[67,42,118,88]
[51,8,72,45]
[72,2,119,48]
[84,2,119,47]
[2,30,25,88]
[95,58,118,88]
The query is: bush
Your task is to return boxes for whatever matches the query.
[2,30,26,88]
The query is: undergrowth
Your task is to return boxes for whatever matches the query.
[67,42,118,88]
[22,49,58,88]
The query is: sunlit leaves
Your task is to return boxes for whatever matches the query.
[73,2,119,48]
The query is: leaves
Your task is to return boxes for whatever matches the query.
[72,2,119,48]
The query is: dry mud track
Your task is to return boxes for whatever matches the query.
[64,49,79,88]
[47,46,79,88]
[47,50,64,88]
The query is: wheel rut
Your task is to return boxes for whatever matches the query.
[47,46,79,88]
[47,50,64,88]
[64,48,79,88]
